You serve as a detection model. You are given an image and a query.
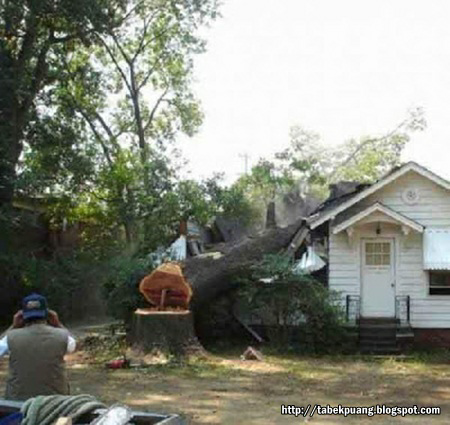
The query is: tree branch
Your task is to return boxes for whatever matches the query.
[113,122,134,140]
[116,0,148,28]
[137,26,172,60]
[137,64,157,91]
[130,10,161,63]
[97,35,133,95]
[328,119,408,181]
[137,52,170,91]
[111,32,132,65]
[144,87,169,133]
[15,10,38,84]
[18,37,52,125]
[70,101,114,167]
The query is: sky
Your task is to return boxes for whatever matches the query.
[179,0,450,184]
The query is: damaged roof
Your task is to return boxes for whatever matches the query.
[308,161,450,229]
[307,181,370,227]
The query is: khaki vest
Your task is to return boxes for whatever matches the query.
[5,324,69,400]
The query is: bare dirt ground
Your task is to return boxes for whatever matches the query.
[1,347,450,424]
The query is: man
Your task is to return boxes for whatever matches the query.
[0,293,76,400]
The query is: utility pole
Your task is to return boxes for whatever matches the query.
[239,152,250,175]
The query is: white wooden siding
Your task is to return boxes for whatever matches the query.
[329,170,450,328]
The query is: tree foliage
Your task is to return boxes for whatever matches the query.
[0,0,232,322]
[0,0,126,207]
[237,254,350,353]
[12,0,223,251]
[238,107,427,204]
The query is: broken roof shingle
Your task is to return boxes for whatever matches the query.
[308,181,371,225]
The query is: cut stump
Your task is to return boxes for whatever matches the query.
[129,309,205,359]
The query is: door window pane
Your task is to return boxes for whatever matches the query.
[365,242,391,266]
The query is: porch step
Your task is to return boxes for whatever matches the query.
[360,326,396,336]
[358,318,400,354]
[358,318,399,325]
[360,346,400,354]
[359,323,397,330]
[360,335,395,344]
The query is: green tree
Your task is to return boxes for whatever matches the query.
[236,159,294,208]
[239,107,426,207]
[43,0,219,248]
[174,174,257,226]
[16,0,220,251]
[282,107,427,196]
[0,0,125,208]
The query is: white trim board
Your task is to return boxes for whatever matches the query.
[332,202,424,235]
[309,162,450,230]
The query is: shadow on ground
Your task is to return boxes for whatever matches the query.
[1,354,449,424]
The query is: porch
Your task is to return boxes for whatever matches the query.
[345,294,414,353]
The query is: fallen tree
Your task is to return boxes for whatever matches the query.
[184,219,306,309]
[125,220,307,357]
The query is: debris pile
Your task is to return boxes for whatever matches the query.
[241,346,264,361]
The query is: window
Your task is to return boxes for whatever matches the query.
[365,242,391,266]
[429,271,450,295]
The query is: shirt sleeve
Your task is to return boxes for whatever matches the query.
[67,335,76,354]
[0,336,9,357]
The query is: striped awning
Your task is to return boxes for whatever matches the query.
[423,229,450,270]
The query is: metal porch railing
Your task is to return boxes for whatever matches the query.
[395,295,411,326]
[345,295,361,324]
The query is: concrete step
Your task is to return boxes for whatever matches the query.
[360,328,396,335]
[359,318,399,325]
[359,323,397,330]
[360,346,400,354]
[360,338,396,346]
[359,332,397,341]
[356,319,412,355]
[397,327,414,338]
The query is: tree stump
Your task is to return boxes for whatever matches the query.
[129,308,204,359]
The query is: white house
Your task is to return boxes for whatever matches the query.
[304,161,450,348]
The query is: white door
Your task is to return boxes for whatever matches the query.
[361,239,395,317]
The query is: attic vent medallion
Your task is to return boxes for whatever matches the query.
[402,188,420,205]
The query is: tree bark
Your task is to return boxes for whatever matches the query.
[129,309,204,358]
[184,219,305,309]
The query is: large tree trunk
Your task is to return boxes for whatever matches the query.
[184,220,305,309]
[0,64,21,208]
[129,309,204,358]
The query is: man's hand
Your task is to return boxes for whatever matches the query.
[12,310,24,329]
[48,310,63,328]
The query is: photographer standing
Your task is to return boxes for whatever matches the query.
[0,293,76,400]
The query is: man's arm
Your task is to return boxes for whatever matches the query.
[67,335,76,353]
[0,336,8,357]
[48,310,77,353]
[0,310,24,357]
[0,310,24,339]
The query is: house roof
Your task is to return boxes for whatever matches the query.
[308,162,450,229]
[332,202,424,234]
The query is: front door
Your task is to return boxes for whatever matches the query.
[361,238,395,317]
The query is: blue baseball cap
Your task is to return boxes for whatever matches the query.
[22,293,48,321]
